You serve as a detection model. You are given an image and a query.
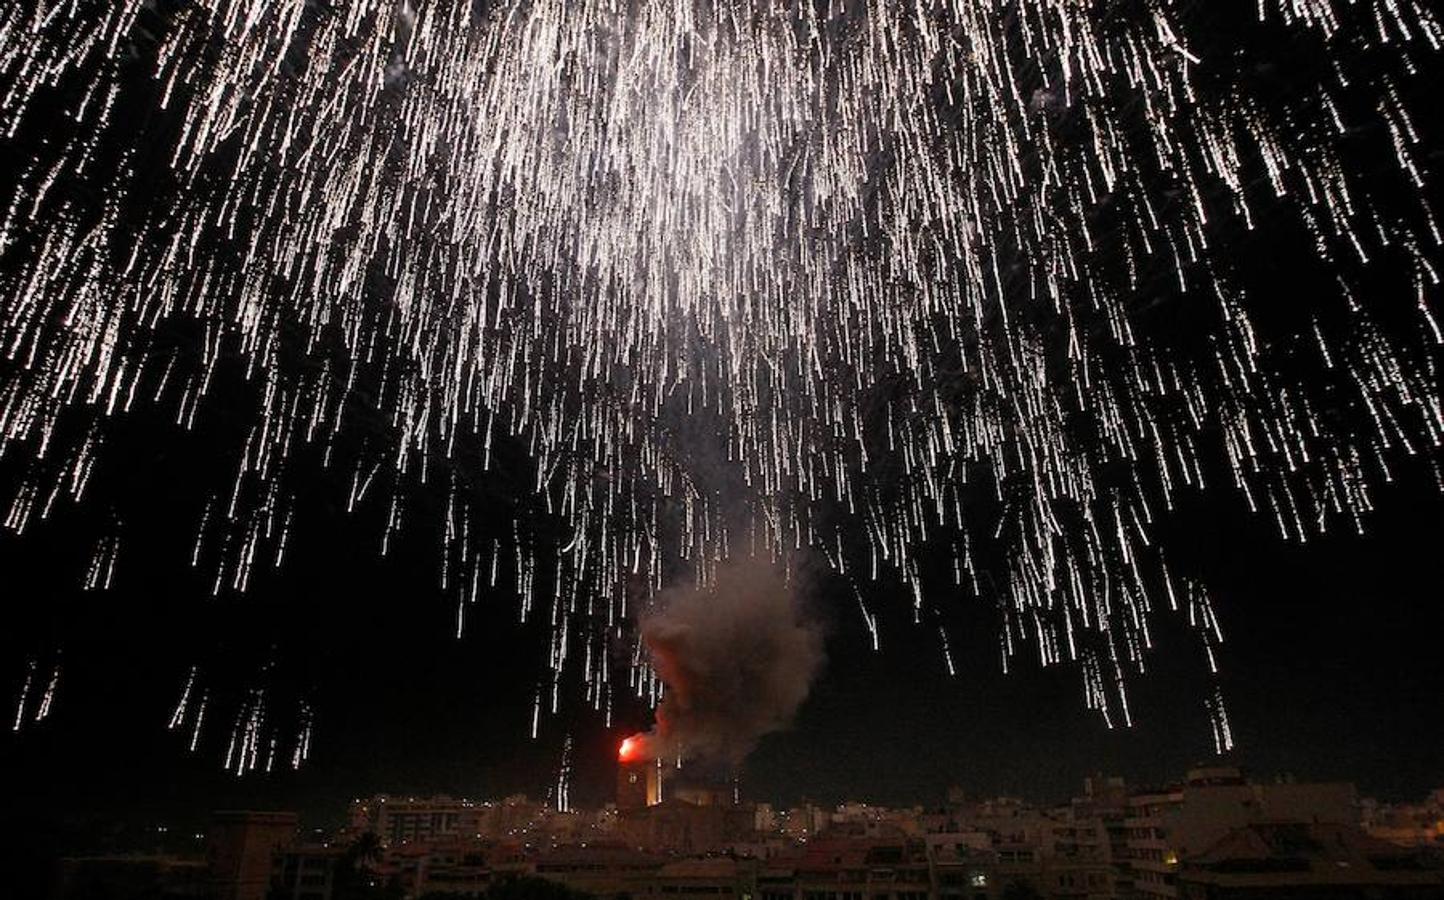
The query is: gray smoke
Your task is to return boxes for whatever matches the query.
[629,560,825,767]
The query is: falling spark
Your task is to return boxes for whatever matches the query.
[12,659,35,732]
[35,662,60,722]
[0,0,1440,767]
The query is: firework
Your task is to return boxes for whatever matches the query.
[1,0,1440,766]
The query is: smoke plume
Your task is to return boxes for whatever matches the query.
[629,560,824,767]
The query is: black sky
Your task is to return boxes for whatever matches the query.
[1,443,1441,830]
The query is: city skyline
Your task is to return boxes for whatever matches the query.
[28,761,1444,900]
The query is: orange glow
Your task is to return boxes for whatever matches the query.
[618,735,643,762]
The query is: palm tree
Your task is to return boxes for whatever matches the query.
[333,831,385,899]
[346,831,384,870]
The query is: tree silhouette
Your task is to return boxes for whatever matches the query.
[1001,881,1043,900]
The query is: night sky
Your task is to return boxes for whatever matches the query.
[2,0,1443,866]
[2,431,1441,829]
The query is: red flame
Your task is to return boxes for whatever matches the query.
[618,735,643,762]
